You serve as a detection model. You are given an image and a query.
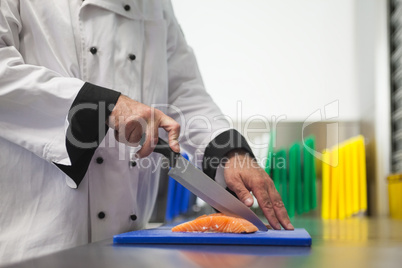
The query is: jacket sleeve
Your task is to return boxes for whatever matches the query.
[163,1,254,178]
[0,2,120,187]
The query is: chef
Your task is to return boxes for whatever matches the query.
[0,0,293,264]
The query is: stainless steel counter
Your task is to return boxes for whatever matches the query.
[3,217,402,268]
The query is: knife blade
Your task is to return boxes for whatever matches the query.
[153,137,268,231]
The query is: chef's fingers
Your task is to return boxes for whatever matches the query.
[251,180,282,230]
[159,113,181,153]
[110,98,179,156]
[135,119,159,158]
[114,126,130,145]
[267,179,294,230]
[136,108,180,157]
[125,118,144,145]
[225,175,254,207]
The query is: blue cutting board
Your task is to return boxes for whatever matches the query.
[113,226,311,247]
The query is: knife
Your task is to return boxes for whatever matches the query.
[153,137,268,231]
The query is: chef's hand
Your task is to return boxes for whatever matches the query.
[108,95,180,157]
[223,149,294,230]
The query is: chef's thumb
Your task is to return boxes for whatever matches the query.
[231,183,254,207]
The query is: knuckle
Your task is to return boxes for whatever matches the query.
[261,199,274,209]
[141,107,152,118]
[273,200,285,209]
[152,108,163,118]
[173,122,181,131]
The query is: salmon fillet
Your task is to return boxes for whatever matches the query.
[171,213,258,233]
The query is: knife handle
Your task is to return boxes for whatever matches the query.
[153,137,180,167]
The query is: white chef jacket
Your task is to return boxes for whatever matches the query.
[0,0,237,265]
